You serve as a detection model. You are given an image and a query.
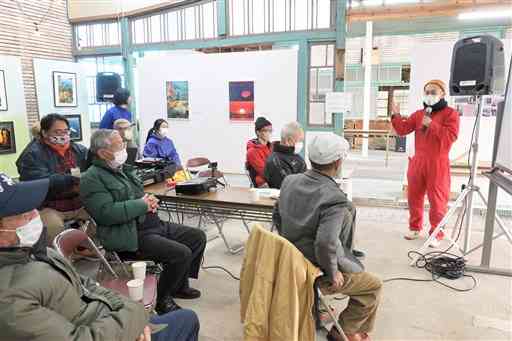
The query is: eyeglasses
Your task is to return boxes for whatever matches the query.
[425,90,441,96]
[261,129,273,134]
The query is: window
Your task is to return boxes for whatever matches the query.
[131,1,218,44]
[376,91,389,117]
[308,43,335,126]
[229,0,332,36]
[76,56,125,125]
[377,86,409,117]
[74,21,121,49]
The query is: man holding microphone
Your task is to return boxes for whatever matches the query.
[391,80,460,247]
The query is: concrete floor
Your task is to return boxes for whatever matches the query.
[174,205,511,341]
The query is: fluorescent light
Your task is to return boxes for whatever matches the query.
[458,9,512,20]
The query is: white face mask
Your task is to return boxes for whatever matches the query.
[423,94,441,107]
[123,129,133,141]
[335,160,344,179]
[49,135,70,146]
[159,128,169,137]
[0,215,44,248]
[295,142,304,154]
[109,149,128,169]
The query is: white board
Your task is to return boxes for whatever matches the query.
[137,49,297,174]
[325,92,352,114]
[496,56,512,172]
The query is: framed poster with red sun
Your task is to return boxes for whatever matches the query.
[229,81,254,121]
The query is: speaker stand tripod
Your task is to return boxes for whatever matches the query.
[410,96,512,266]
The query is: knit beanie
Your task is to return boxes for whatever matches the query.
[424,79,447,94]
[255,117,272,131]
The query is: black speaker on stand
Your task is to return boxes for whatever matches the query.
[449,35,505,96]
[96,72,121,102]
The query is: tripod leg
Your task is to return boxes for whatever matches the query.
[451,205,465,240]
[476,190,512,244]
[409,188,469,266]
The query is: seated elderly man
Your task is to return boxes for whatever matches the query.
[264,121,307,189]
[80,130,206,314]
[113,118,140,163]
[273,133,381,341]
[16,113,89,244]
[0,173,200,341]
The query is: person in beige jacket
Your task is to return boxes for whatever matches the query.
[240,224,321,341]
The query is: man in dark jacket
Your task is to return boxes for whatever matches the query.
[264,121,306,189]
[0,172,200,341]
[273,134,381,341]
[16,113,89,243]
[80,129,206,315]
[246,116,272,187]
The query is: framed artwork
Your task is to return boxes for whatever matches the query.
[0,70,7,111]
[66,114,83,142]
[166,81,189,119]
[53,71,77,107]
[0,121,16,154]
[229,81,254,121]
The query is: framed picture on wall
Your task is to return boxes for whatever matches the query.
[0,121,16,154]
[166,81,190,119]
[53,71,77,107]
[229,81,254,121]
[0,70,7,111]
[66,114,82,141]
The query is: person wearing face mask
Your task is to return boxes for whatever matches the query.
[391,79,460,248]
[113,118,140,161]
[99,88,133,129]
[81,130,206,315]
[263,121,307,189]
[0,173,201,341]
[246,116,273,188]
[143,119,182,167]
[15,113,90,244]
[272,134,380,341]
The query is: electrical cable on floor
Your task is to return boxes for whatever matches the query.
[200,256,240,281]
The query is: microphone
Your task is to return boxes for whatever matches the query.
[423,106,432,133]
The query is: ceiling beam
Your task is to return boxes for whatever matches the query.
[347,0,512,22]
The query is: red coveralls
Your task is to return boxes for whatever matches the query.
[392,106,460,238]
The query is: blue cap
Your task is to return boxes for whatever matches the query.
[0,173,49,218]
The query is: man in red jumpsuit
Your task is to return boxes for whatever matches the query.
[391,80,460,247]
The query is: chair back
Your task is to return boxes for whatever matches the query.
[53,229,89,259]
[186,157,210,168]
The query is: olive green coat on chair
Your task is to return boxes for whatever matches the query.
[80,158,148,252]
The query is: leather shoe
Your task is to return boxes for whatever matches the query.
[173,287,201,299]
[155,296,181,314]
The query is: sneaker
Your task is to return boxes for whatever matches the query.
[155,296,181,314]
[404,231,422,240]
[428,238,441,248]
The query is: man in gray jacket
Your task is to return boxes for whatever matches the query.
[273,134,382,341]
[0,173,199,341]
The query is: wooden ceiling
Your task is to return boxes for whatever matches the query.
[347,0,512,22]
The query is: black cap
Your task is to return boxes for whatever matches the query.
[255,117,272,131]
[0,173,49,218]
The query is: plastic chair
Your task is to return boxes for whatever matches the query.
[53,229,157,311]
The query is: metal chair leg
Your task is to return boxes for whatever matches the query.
[318,290,348,341]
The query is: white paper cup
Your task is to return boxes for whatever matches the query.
[251,189,260,201]
[127,279,144,302]
[132,261,146,280]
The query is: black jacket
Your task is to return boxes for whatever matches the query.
[264,142,307,189]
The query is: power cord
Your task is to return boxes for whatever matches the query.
[200,256,240,281]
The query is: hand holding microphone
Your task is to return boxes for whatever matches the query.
[422,107,433,132]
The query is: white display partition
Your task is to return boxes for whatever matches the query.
[407,39,512,164]
[33,59,91,147]
[137,49,298,174]
[0,55,29,177]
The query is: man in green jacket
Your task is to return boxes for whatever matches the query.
[0,173,200,341]
[80,129,207,314]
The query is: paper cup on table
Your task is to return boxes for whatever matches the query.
[127,279,144,302]
[132,261,147,280]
